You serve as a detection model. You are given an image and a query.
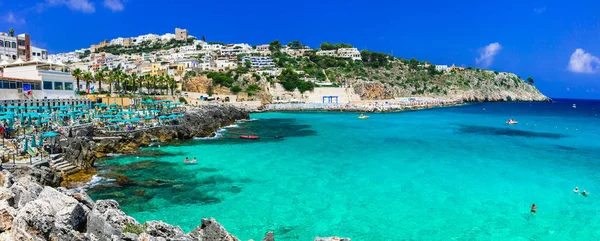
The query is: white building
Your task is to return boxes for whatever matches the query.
[214,60,237,71]
[316,50,337,57]
[435,65,449,72]
[109,37,125,46]
[337,48,361,60]
[160,33,176,42]
[133,34,160,44]
[1,59,76,99]
[241,56,275,68]
[203,44,225,51]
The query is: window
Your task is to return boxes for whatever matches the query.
[1,81,8,89]
[9,82,16,89]
[0,40,3,47]
[43,81,53,90]
[64,82,73,90]
[4,42,8,48]
[54,82,63,90]
[11,42,16,48]
[17,82,22,88]
[17,40,25,46]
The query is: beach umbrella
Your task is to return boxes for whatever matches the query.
[42,131,59,137]
[24,137,28,151]
[38,135,43,147]
[31,135,37,147]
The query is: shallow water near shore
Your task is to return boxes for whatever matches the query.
[88,99,600,240]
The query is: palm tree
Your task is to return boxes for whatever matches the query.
[72,68,83,93]
[160,75,168,95]
[168,76,177,95]
[107,70,118,94]
[139,74,148,95]
[94,71,105,92]
[82,72,93,93]
[129,73,138,94]
[8,28,14,37]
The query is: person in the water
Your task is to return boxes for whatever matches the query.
[185,157,190,163]
[192,157,197,163]
[574,187,579,194]
[582,190,589,197]
[530,204,536,214]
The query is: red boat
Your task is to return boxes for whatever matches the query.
[240,135,260,140]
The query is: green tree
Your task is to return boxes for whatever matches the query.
[291,40,303,49]
[246,84,260,96]
[8,28,14,37]
[244,60,252,69]
[527,77,534,84]
[94,71,105,92]
[269,40,282,52]
[71,68,83,92]
[129,72,138,93]
[168,76,177,95]
[82,72,93,93]
[230,85,242,93]
[408,58,419,70]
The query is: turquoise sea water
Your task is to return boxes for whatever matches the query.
[88,100,600,240]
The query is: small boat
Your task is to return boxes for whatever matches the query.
[506,119,518,125]
[240,135,260,140]
[573,104,576,109]
[358,114,369,119]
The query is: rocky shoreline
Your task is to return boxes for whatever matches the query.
[0,167,350,241]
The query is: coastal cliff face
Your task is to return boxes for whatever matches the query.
[91,104,249,166]
[57,104,249,169]
[0,168,352,241]
[349,62,549,101]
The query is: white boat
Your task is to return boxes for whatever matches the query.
[573,104,576,109]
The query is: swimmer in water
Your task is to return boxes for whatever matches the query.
[574,187,579,194]
[582,190,589,197]
[185,157,190,163]
[192,157,197,163]
[531,203,536,215]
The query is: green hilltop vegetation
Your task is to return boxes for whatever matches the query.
[84,37,545,100]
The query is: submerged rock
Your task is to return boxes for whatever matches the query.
[262,231,275,241]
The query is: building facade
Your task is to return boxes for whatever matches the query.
[175,28,189,41]
[1,61,76,99]
[241,56,275,69]
[0,32,47,61]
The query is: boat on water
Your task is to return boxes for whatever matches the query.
[358,113,370,119]
[573,104,577,109]
[240,135,260,140]
[506,119,518,125]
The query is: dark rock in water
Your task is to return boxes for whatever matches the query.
[133,189,146,197]
[116,175,134,186]
[262,231,275,241]
[189,218,240,241]
[86,200,139,240]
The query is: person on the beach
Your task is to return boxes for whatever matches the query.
[574,187,579,194]
[530,204,536,214]
[185,157,190,163]
[582,190,589,197]
[192,157,197,163]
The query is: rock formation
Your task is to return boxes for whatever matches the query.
[0,168,352,241]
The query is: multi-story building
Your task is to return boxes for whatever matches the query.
[123,38,132,47]
[133,34,160,45]
[175,28,189,41]
[241,56,275,69]
[1,59,76,99]
[336,48,361,60]
[316,48,361,60]
[281,46,312,57]
[214,60,237,71]
[0,32,47,61]
[255,44,270,52]
[151,62,169,76]
[435,65,449,72]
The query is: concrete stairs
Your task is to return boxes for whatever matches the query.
[49,153,80,175]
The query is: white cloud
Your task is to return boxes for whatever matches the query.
[5,12,25,24]
[534,7,546,14]
[45,0,95,13]
[475,42,502,68]
[104,0,125,12]
[568,48,600,74]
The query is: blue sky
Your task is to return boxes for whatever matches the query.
[2,0,600,99]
